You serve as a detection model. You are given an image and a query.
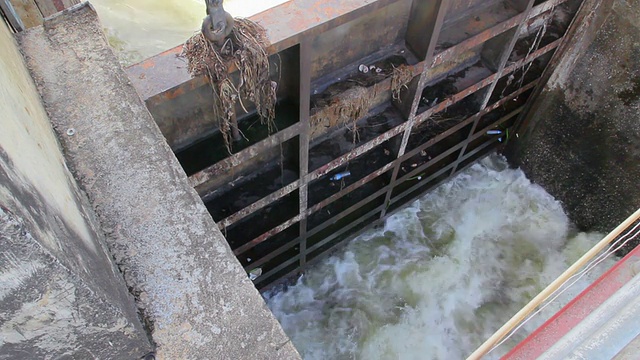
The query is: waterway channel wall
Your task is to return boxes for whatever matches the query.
[507,0,640,254]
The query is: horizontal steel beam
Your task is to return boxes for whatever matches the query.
[190,123,301,191]
[126,0,406,102]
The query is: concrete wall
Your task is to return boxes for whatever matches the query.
[508,0,639,252]
[17,5,300,359]
[0,17,151,359]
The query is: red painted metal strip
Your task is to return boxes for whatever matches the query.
[503,240,640,359]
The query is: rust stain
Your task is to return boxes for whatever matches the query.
[162,87,186,100]
[53,0,64,11]
[141,60,155,70]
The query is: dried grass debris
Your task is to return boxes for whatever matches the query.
[183,18,275,153]
[391,64,413,102]
[311,85,377,143]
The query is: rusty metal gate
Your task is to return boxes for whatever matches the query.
[127,0,585,290]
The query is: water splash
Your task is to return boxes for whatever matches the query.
[265,154,613,359]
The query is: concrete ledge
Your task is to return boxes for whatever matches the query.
[18,4,299,359]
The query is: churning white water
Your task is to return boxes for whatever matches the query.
[265,154,614,359]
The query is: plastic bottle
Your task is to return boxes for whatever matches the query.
[330,171,351,181]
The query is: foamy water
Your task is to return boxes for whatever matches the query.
[265,154,614,359]
[91,0,289,65]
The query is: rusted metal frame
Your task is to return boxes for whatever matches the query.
[456,151,494,177]
[485,78,540,112]
[257,138,505,290]
[449,107,523,177]
[399,112,481,164]
[414,75,497,126]
[259,212,386,291]
[391,137,499,208]
[397,80,538,167]
[431,14,525,68]
[480,0,537,110]
[473,107,525,139]
[220,120,405,231]
[510,0,614,140]
[501,37,562,76]
[306,185,389,239]
[254,252,301,287]
[392,142,499,213]
[305,205,384,257]
[258,266,300,292]
[451,113,493,177]
[298,40,312,269]
[390,161,457,206]
[405,0,449,62]
[308,122,408,181]
[233,214,303,256]
[217,33,555,238]
[528,0,573,20]
[474,39,559,144]
[380,79,425,219]
[244,235,300,273]
[239,160,393,259]
[190,123,301,190]
[307,161,395,216]
[395,141,466,185]
[258,135,504,291]
[218,179,301,230]
[456,136,500,168]
[381,0,448,218]
[426,0,569,70]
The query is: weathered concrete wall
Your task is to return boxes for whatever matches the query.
[0,16,151,359]
[508,0,639,249]
[17,4,300,359]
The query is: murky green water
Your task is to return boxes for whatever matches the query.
[91,0,288,65]
[265,154,614,359]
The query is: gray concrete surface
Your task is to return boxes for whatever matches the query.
[508,0,640,254]
[0,15,151,359]
[17,4,299,359]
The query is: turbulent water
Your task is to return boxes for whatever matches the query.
[91,0,288,65]
[265,154,614,359]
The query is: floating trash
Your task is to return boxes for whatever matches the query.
[486,129,503,135]
[358,64,369,73]
[330,171,351,181]
[375,67,383,73]
[248,268,262,281]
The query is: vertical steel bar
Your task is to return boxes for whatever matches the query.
[298,41,312,269]
[381,0,448,219]
[452,0,536,175]
[479,0,537,110]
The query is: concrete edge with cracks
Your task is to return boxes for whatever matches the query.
[16,3,300,359]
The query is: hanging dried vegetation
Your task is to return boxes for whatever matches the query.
[182,18,276,153]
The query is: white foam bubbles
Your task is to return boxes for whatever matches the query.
[265,154,614,359]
